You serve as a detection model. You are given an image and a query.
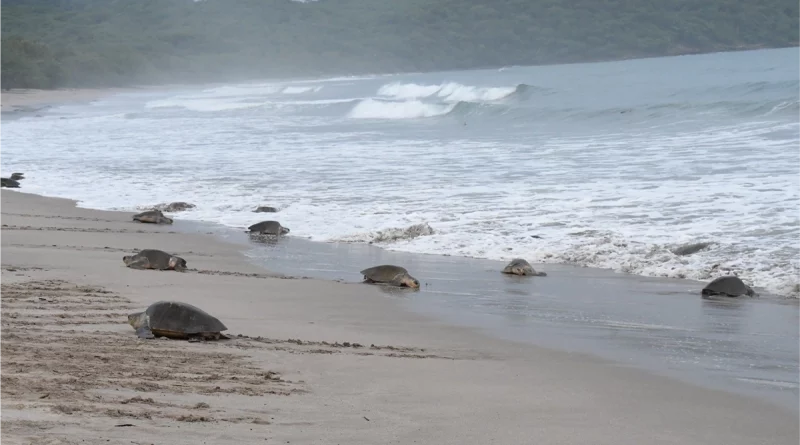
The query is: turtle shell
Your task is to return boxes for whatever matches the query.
[247,220,287,234]
[145,301,227,335]
[701,276,753,297]
[360,265,408,282]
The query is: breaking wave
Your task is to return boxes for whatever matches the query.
[376,81,532,103]
[347,99,455,119]
[332,223,436,244]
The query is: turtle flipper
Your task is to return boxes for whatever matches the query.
[135,327,155,339]
[126,257,151,270]
[187,334,203,343]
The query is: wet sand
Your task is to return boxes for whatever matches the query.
[1,189,798,444]
[232,231,800,410]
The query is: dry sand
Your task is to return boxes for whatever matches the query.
[1,190,797,444]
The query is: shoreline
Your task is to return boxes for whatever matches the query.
[1,87,135,116]
[1,189,798,444]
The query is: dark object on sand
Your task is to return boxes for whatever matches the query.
[123,249,187,271]
[10,173,24,180]
[127,301,228,341]
[360,265,420,288]
[254,206,278,213]
[672,242,713,256]
[133,210,173,224]
[701,276,757,298]
[501,258,547,276]
[150,202,196,212]
[1,178,20,188]
[247,220,289,235]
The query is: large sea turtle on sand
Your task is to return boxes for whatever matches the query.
[127,301,229,341]
[360,265,420,288]
[133,210,173,225]
[1,178,20,188]
[123,249,187,271]
[247,220,290,235]
[701,276,757,298]
[501,258,547,276]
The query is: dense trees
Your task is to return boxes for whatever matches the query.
[2,0,798,89]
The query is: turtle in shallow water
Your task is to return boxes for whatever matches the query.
[701,275,757,298]
[150,201,196,212]
[123,249,187,271]
[1,178,20,188]
[360,265,420,288]
[9,173,24,180]
[247,220,290,235]
[253,206,278,213]
[127,301,228,341]
[502,258,547,276]
[133,210,173,225]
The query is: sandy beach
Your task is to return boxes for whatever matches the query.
[1,189,797,445]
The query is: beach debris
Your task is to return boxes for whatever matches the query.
[360,265,420,289]
[127,300,229,341]
[671,242,713,256]
[501,258,547,277]
[253,206,278,213]
[123,249,187,271]
[132,210,173,224]
[247,220,290,236]
[701,275,757,298]
[147,201,196,212]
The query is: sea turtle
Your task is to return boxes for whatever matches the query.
[247,220,290,235]
[133,210,173,224]
[127,301,229,341]
[701,276,757,298]
[501,258,547,276]
[672,242,712,256]
[9,173,24,180]
[253,206,278,213]
[123,249,187,271]
[1,178,20,188]
[360,265,420,288]
[150,202,196,212]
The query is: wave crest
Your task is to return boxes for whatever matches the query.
[347,99,455,119]
[376,81,531,103]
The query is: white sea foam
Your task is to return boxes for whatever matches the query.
[281,86,323,94]
[377,81,517,103]
[348,99,455,119]
[3,57,798,298]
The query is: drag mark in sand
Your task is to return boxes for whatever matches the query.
[0,279,303,441]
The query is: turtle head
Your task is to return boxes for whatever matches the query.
[169,256,187,271]
[280,226,290,235]
[122,255,133,266]
[400,274,420,289]
[127,312,146,329]
[157,216,174,224]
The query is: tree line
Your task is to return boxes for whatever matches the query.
[2,0,798,89]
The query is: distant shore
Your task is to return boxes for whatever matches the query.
[1,87,132,114]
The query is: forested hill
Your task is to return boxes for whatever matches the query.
[2,0,798,89]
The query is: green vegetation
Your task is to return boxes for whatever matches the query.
[2,0,798,89]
